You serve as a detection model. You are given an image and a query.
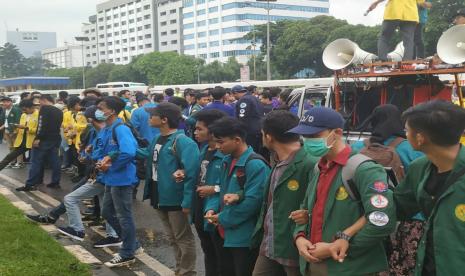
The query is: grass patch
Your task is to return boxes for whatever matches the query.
[0,194,91,276]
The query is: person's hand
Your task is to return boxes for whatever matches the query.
[422,2,432,9]
[197,186,216,198]
[295,237,320,263]
[32,139,40,148]
[309,242,332,260]
[223,193,240,205]
[96,156,112,172]
[78,156,86,164]
[182,208,190,216]
[85,145,93,154]
[368,1,379,12]
[16,124,27,129]
[204,210,217,224]
[329,239,349,263]
[289,210,309,225]
[173,170,185,183]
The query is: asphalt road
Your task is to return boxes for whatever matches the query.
[0,144,205,276]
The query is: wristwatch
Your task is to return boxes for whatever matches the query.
[335,231,351,242]
[214,185,220,193]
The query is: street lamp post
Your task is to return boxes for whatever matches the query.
[240,20,256,81]
[75,36,89,89]
[256,0,276,80]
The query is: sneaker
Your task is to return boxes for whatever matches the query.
[46,182,61,189]
[104,254,135,268]
[16,186,36,192]
[12,163,24,169]
[93,236,122,248]
[57,226,85,241]
[135,247,144,256]
[25,214,57,224]
[61,166,71,171]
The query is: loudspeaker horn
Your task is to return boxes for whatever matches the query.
[322,39,377,70]
[387,42,404,62]
[437,25,465,65]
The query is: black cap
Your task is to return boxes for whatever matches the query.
[287,107,345,135]
[454,8,465,20]
[1,96,12,102]
[84,105,98,120]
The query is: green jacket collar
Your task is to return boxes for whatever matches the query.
[276,147,306,186]
[224,146,253,166]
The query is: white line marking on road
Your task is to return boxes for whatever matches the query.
[90,226,175,275]
[0,173,22,187]
[40,224,59,233]
[11,200,35,212]
[0,187,13,195]
[133,271,147,276]
[30,191,61,206]
[64,245,102,264]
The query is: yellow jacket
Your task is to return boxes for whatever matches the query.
[384,0,424,22]
[118,110,132,123]
[14,110,39,149]
[62,110,88,149]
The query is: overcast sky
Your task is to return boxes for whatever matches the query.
[0,0,385,47]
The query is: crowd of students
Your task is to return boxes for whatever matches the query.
[1,86,464,276]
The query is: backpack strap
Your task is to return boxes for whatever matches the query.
[341,154,373,201]
[236,153,270,190]
[387,137,405,149]
[171,133,185,169]
[111,122,124,146]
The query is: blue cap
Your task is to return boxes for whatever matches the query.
[288,107,345,135]
[231,85,247,93]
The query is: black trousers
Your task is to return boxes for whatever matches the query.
[195,225,234,276]
[0,143,28,171]
[225,247,259,276]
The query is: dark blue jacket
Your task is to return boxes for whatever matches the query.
[235,93,263,134]
[130,102,160,142]
[203,101,235,117]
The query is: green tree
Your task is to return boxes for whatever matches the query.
[45,68,83,88]
[0,43,27,78]
[85,63,115,87]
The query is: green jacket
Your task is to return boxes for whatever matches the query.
[251,147,318,262]
[4,106,21,133]
[394,146,465,276]
[212,147,271,248]
[294,151,396,275]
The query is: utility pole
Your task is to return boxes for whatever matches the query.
[75,36,89,89]
[257,0,276,80]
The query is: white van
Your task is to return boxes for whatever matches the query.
[96,82,148,95]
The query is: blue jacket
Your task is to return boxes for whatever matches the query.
[130,102,159,142]
[351,136,423,172]
[235,93,263,135]
[140,130,200,209]
[197,145,225,231]
[203,101,235,117]
[100,118,138,186]
[207,147,270,247]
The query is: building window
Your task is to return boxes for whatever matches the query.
[116,49,121,53]
[161,41,168,46]
[144,14,151,19]
[144,4,150,10]
[210,52,220,58]
[129,10,134,14]
[197,0,206,4]
[129,19,135,23]
[139,45,144,49]
[160,11,166,16]
[183,23,194,29]
[171,40,177,44]
[99,34,105,38]
[198,42,207,48]
[99,26,104,30]
[109,59,113,62]
[209,41,219,47]
[171,30,177,34]
[99,43,105,47]
[208,6,218,13]
[131,46,136,50]
[114,31,119,35]
[121,12,126,16]
[113,14,119,18]
[108,42,113,46]
[137,17,143,22]
[106,16,111,20]
[123,57,128,61]
[100,51,106,55]
[170,19,177,24]
[161,31,167,36]
[108,33,112,37]
[114,23,119,27]
[197,31,206,38]
[122,30,127,34]
[123,39,128,43]
[184,0,193,7]
[129,28,135,32]
[145,34,152,38]
[136,7,142,12]
[161,21,167,26]
[131,37,136,42]
[197,9,206,16]
[122,21,127,25]
[137,26,143,31]
[199,53,207,59]
[209,29,219,35]
[208,18,218,24]
[116,58,121,62]
[146,43,152,48]
[184,33,194,39]
[138,35,143,40]
[107,24,112,29]
[184,12,194,18]
[170,9,176,14]
[144,24,151,29]
[184,44,195,50]
[108,50,113,54]
[98,17,104,22]
[123,48,128,52]
[86,54,91,57]
[197,20,206,27]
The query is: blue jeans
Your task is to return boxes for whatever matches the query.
[64,181,117,237]
[26,140,61,187]
[49,177,89,219]
[102,185,139,258]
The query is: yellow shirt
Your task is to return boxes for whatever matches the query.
[14,110,39,149]
[62,110,88,148]
[118,110,132,123]
[384,0,424,22]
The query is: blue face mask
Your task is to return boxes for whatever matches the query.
[303,132,335,157]
[95,109,109,121]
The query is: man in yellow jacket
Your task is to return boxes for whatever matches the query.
[368,0,425,61]
[0,99,38,171]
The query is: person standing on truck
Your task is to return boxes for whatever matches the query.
[414,0,432,59]
[367,0,425,61]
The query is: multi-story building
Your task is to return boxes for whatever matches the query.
[157,0,183,53]
[182,0,330,64]
[82,15,99,67]
[6,31,57,57]
[42,45,84,69]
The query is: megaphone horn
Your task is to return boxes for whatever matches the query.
[322,39,377,70]
[387,42,404,62]
[437,24,465,65]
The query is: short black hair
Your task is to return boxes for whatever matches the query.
[58,91,68,100]
[100,96,126,114]
[209,117,247,140]
[279,89,292,102]
[210,87,226,101]
[81,96,97,108]
[20,92,30,100]
[40,94,54,103]
[270,87,281,97]
[183,88,195,98]
[19,99,34,108]
[152,93,164,103]
[193,109,227,127]
[260,91,273,101]
[263,110,300,143]
[118,90,130,97]
[402,100,465,146]
[247,85,257,93]
[31,91,41,96]
[196,91,210,100]
[149,102,181,128]
[168,96,188,109]
[67,96,81,109]
[164,88,175,97]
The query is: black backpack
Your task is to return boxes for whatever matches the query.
[236,153,270,190]
[112,122,149,180]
